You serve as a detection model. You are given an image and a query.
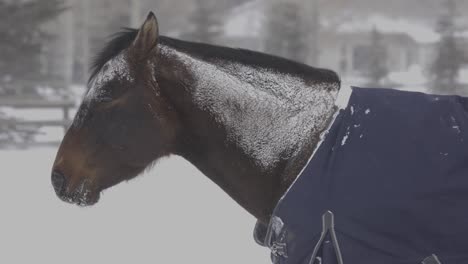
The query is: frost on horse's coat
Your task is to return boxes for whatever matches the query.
[264,87,468,264]
[159,44,338,170]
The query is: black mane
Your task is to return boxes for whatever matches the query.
[90,29,340,86]
[89,28,138,85]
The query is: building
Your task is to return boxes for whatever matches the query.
[221,0,424,78]
[320,31,420,77]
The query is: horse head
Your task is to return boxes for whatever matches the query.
[51,13,180,206]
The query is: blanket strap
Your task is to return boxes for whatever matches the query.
[308,211,344,264]
[422,255,442,264]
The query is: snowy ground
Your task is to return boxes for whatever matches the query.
[0,148,270,264]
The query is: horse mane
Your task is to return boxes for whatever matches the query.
[89,29,340,86]
[89,28,138,85]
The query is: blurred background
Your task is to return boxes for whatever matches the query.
[2,0,468,146]
[1,0,467,263]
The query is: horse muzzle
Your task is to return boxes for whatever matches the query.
[51,171,99,207]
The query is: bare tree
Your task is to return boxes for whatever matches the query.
[304,0,320,65]
[184,0,222,44]
[81,0,90,84]
[0,0,66,95]
[0,0,66,143]
[365,27,389,86]
[430,0,465,94]
[62,0,75,89]
[264,1,308,63]
[130,0,142,28]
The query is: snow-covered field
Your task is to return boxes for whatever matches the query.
[0,148,270,263]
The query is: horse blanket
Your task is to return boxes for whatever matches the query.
[262,87,468,264]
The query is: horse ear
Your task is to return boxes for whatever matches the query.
[132,12,159,56]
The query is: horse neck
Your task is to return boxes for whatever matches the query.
[155,42,339,223]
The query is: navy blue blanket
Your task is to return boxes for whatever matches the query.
[266,88,468,264]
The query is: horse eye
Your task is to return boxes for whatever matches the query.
[94,87,114,103]
[100,81,124,101]
[98,96,113,103]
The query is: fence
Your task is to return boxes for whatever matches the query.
[0,97,76,146]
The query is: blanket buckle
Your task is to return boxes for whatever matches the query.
[308,211,344,264]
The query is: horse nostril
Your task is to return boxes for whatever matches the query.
[51,171,66,195]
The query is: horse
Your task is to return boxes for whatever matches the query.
[51,10,340,243]
[52,12,468,264]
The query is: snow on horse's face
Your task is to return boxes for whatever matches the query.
[51,13,179,206]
